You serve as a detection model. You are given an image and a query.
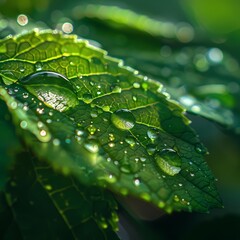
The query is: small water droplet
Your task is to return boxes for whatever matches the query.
[22,92,29,99]
[191,104,201,113]
[111,85,122,93]
[108,142,115,148]
[37,121,44,128]
[111,109,135,130]
[102,105,110,111]
[108,133,115,142]
[40,129,47,137]
[132,96,137,101]
[65,138,71,144]
[155,149,182,176]
[125,136,136,147]
[35,62,43,71]
[84,139,99,153]
[36,107,44,114]
[53,138,60,146]
[99,221,108,229]
[133,82,140,88]
[208,48,223,63]
[23,105,29,111]
[20,120,28,129]
[134,178,141,186]
[107,174,117,183]
[44,185,52,191]
[82,93,93,103]
[76,129,84,136]
[141,82,148,91]
[87,125,97,135]
[140,157,146,162]
[147,129,158,142]
[19,66,25,73]
[10,101,18,109]
[146,144,157,155]
[17,14,28,26]
[174,195,180,202]
[195,143,207,154]
[120,164,131,173]
[90,110,98,118]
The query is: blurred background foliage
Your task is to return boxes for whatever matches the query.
[0,0,240,239]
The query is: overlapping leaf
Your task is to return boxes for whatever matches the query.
[1,152,119,240]
[0,100,21,190]
[0,30,222,213]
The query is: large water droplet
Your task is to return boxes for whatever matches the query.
[111,109,135,130]
[155,149,182,176]
[19,71,78,112]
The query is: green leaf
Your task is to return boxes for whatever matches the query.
[72,5,240,133]
[3,152,119,240]
[0,30,222,213]
[0,100,20,190]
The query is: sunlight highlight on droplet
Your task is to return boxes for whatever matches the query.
[17,14,28,26]
[62,22,73,34]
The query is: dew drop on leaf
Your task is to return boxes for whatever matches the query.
[146,144,157,155]
[120,164,131,174]
[44,185,53,191]
[35,62,43,71]
[195,143,207,154]
[19,71,78,112]
[22,92,29,99]
[133,178,141,186]
[82,93,93,103]
[87,125,97,135]
[108,142,115,148]
[90,110,98,118]
[133,82,140,88]
[111,109,135,130]
[20,120,28,129]
[111,85,122,93]
[107,174,117,183]
[84,139,99,153]
[155,149,182,176]
[147,129,158,142]
[53,138,60,146]
[108,133,115,141]
[125,136,136,147]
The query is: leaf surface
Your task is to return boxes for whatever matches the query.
[0,31,222,213]
[3,152,119,240]
[0,100,21,190]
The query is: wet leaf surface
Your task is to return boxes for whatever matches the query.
[0,31,222,213]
